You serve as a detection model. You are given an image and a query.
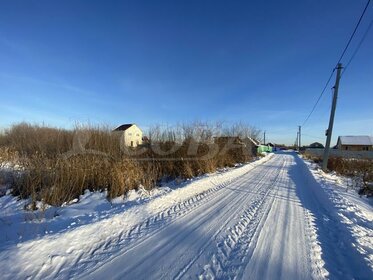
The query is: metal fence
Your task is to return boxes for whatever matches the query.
[305,148,373,159]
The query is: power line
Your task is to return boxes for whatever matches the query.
[343,19,373,75]
[336,0,371,65]
[302,0,371,127]
[302,69,335,127]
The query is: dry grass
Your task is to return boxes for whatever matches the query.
[302,152,373,196]
[327,157,373,196]
[0,123,73,158]
[0,122,260,206]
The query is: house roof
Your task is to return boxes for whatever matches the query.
[309,142,324,147]
[113,124,135,131]
[338,136,373,146]
[244,136,260,146]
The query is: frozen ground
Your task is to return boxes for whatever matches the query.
[0,152,372,279]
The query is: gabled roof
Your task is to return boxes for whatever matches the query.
[338,136,373,146]
[114,124,135,131]
[244,136,260,146]
[309,142,324,148]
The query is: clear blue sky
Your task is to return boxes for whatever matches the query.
[1,0,372,145]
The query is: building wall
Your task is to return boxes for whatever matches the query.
[305,148,373,159]
[339,145,372,151]
[123,125,143,147]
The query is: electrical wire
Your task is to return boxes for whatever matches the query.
[343,18,373,75]
[301,0,371,128]
[302,69,335,127]
[336,0,371,65]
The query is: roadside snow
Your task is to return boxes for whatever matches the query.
[303,159,373,270]
[0,186,173,246]
[1,153,371,279]
[0,155,273,279]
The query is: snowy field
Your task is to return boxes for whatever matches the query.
[0,152,372,279]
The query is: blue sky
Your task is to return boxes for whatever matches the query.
[0,0,372,145]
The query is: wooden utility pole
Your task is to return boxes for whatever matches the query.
[298,125,301,150]
[323,63,343,171]
[264,131,266,145]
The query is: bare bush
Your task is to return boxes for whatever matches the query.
[303,152,373,196]
[1,122,73,158]
[328,157,373,196]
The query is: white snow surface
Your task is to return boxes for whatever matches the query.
[0,152,372,279]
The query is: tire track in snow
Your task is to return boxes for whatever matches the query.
[75,153,373,280]
[80,156,284,279]
[199,158,287,279]
[71,157,280,279]
[174,158,285,280]
[37,173,250,279]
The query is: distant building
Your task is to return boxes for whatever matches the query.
[113,124,143,147]
[336,136,373,151]
[214,136,262,156]
[242,136,260,147]
[242,137,261,155]
[214,136,244,145]
[308,142,324,149]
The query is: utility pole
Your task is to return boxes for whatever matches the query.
[264,131,266,145]
[296,132,299,151]
[298,125,301,150]
[323,63,343,171]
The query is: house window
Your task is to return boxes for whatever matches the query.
[131,141,134,147]
[345,146,348,150]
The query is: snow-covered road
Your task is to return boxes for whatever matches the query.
[1,152,372,279]
[82,152,372,280]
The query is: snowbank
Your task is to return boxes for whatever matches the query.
[303,158,373,270]
[0,154,273,279]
